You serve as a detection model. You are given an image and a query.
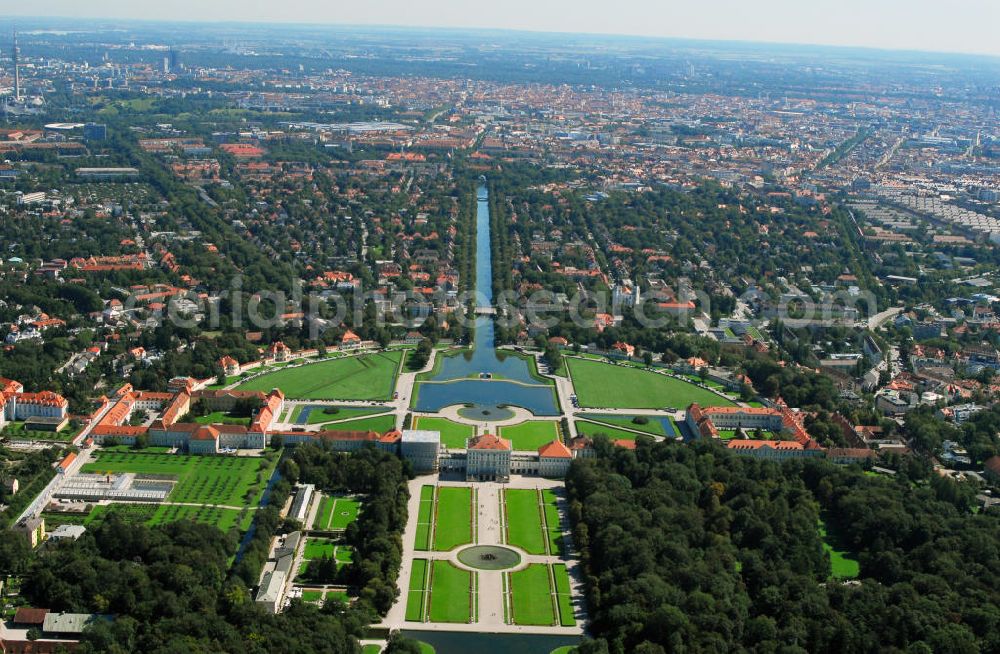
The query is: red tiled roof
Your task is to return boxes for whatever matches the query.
[57,452,77,471]
[17,390,68,408]
[727,439,804,451]
[191,425,220,441]
[468,433,511,451]
[537,439,572,458]
[13,607,49,625]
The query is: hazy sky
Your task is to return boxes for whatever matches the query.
[5,0,999,57]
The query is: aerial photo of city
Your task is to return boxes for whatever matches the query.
[0,1,998,653]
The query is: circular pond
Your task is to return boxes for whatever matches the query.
[457,545,522,571]
[457,404,516,422]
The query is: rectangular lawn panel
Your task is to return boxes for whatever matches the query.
[505,489,546,555]
[406,558,429,622]
[81,452,265,506]
[509,564,555,626]
[578,413,667,436]
[235,351,402,400]
[433,486,473,551]
[319,414,395,433]
[303,538,337,560]
[149,504,241,531]
[414,485,434,551]
[335,546,353,565]
[75,503,243,531]
[552,564,575,626]
[567,358,735,409]
[541,490,563,555]
[499,421,561,451]
[328,497,362,530]
[299,405,384,424]
[429,560,473,623]
[314,495,334,529]
[85,503,157,525]
[414,417,475,449]
[193,411,251,427]
[819,519,860,579]
[575,420,646,441]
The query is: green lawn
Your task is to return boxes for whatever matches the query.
[192,411,251,427]
[362,646,381,654]
[509,564,555,626]
[499,421,561,451]
[819,519,860,579]
[0,421,80,442]
[578,413,670,436]
[505,489,546,555]
[429,560,473,623]
[292,405,385,424]
[315,495,334,529]
[541,490,563,556]
[149,504,242,531]
[575,420,646,441]
[319,414,396,433]
[434,486,473,551]
[716,428,778,441]
[552,564,575,627]
[406,558,430,622]
[298,541,353,582]
[83,502,157,525]
[326,590,349,603]
[414,417,475,449]
[567,358,735,409]
[328,497,361,530]
[82,451,268,506]
[236,351,402,400]
[50,502,242,532]
[303,538,337,559]
[415,485,434,551]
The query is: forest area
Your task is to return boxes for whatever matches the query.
[1,446,410,653]
[567,438,1000,654]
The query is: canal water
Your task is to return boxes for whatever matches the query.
[413,184,559,416]
[405,184,578,650]
[401,629,580,654]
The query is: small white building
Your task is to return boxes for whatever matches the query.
[401,429,441,473]
[255,570,287,614]
[48,524,86,543]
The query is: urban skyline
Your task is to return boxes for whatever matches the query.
[3,0,1000,58]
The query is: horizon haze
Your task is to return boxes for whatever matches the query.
[2,0,999,58]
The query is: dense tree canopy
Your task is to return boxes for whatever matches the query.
[567,439,1000,654]
[8,446,411,653]
[20,518,364,653]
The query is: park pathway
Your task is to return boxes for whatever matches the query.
[379,475,584,636]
